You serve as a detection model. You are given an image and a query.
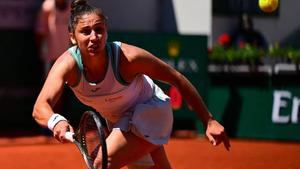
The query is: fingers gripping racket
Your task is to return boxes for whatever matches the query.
[65,111,108,169]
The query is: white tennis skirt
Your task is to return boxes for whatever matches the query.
[107,85,173,167]
[109,85,173,145]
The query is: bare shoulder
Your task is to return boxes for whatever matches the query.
[119,42,151,62]
[118,43,152,81]
[49,50,79,85]
[54,50,77,69]
[118,42,173,82]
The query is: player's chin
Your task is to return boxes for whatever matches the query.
[88,52,97,57]
[88,47,100,54]
[88,50,100,56]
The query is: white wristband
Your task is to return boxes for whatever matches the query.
[47,113,67,131]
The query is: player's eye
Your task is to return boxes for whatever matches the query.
[94,27,104,34]
[80,28,91,35]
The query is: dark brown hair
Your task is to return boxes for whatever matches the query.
[68,0,107,33]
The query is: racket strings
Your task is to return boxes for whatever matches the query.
[84,116,103,162]
[76,111,108,169]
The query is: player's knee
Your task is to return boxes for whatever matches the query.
[94,156,105,169]
[106,156,124,169]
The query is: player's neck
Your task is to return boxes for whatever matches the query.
[82,53,108,83]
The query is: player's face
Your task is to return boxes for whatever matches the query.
[72,13,107,57]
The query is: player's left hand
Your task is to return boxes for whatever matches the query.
[205,119,231,151]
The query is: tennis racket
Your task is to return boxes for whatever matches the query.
[65,110,108,169]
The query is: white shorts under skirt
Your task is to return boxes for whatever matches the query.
[109,85,173,145]
[107,86,174,167]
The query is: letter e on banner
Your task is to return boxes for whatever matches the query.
[272,90,291,123]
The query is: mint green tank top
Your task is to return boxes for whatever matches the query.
[68,41,155,123]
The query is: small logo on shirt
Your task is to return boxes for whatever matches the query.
[105,96,123,102]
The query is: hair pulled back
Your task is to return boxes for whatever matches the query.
[68,0,107,33]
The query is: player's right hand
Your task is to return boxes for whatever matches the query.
[52,120,74,143]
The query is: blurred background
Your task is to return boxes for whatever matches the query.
[0,0,299,142]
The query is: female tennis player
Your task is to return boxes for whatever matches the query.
[32,0,230,168]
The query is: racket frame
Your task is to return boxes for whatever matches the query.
[71,111,108,169]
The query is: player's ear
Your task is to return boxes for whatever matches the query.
[70,33,76,45]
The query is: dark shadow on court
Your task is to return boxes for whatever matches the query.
[221,86,242,137]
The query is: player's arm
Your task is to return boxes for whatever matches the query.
[120,44,211,124]
[120,43,230,150]
[32,51,76,140]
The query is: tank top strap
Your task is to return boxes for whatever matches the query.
[69,43,129,86]
[109,41,129,85]
[68,46,83,71]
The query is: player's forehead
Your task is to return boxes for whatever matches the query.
[77,13,105,27]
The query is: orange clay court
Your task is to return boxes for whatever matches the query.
[0,135,299,169]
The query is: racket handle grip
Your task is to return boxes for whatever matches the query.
[65,131,75,142]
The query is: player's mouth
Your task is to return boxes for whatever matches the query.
[88,44,99,53]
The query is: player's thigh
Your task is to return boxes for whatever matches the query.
[150,146,172,169]
[106,129,157,168]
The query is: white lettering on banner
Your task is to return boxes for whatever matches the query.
[163,58,199,73]
[292,97,300,123]
[272,90,299,124]
[272,90,291,123]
